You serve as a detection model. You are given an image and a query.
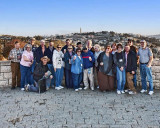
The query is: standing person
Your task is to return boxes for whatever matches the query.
[76,42,83,50]
[8,41,23,89]
[44,41,55,89]
[124,44,137,94]
[64,45,75,88]
[113,44,126,94]
[138,40,154,95]
[86,40,95,54]
[61,39,75,54]
[97,45,114,91]
[111,43,117,55]
[82,46,95,90]
[53,44,64,90]
[128,39,137,88]
[94,44,102,88]
[25,56,53,92]
[20,44,33,91]
[35,40,46,63]
[71,48,83,91]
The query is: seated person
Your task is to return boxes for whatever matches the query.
[25,56,53,92]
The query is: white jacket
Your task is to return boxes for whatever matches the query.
[52,50,64,69]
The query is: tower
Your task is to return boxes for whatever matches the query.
[80,27,82,33]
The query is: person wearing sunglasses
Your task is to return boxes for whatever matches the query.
[64,45,75,89]
[113,43,126,94]
[97,45,114,92]
[71,48,83,91]
[52,44,64,90]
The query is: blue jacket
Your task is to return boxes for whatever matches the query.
[71,54,83,74]
[35,46,46,63]
[81,51,95,69]
[64,51,75,70]
[44,47,55,64]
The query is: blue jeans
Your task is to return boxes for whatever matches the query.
[30,59,36,85]
[72,73,83,89]
[20,64,31,88]
[29,78,51,92]
[65,69,73,88]
[47,64,56,87]
[140,64,153,91]
[55,67,64,87]
[116,67,126,91]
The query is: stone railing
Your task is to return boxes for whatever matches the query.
[137,58,160,89]
[0,60,12,87]
[0,59,160,89]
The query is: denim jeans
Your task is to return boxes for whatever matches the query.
[65,69,73,88]
[30,59,36,85]
[116,67,126,91]
[20,64,31,88]
[55,67,64,87]
[47,64,56,87]
[72,73,83,89]
[133,74,137,87]
[140,64,153,91]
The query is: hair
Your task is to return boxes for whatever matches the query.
[66,39,70,42]
[94,44,101,51]
[116,43,123,49]
[76,48,82,53]
[15,41,19,44]
[111,42,117,47]
[125,44,130,47]
[56,44,62,48]
[105,45,111,51]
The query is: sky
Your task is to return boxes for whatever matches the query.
[0,0,160,36]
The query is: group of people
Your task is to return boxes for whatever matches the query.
[8,38,154,95]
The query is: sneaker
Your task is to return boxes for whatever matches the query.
[129,91,136,95]
[84,87,88,90]
[46,87,49,91]
[78,87,82,90]
[125,89,129,93]
[59,86,64,89]
[97,86,99,89]
[25,84,30,91]
[117,91,121,94]
[55,87,61,90]
[75,89,79,92]
[91,87,94,91]
[140,89,147,93]
[148,91,154,95]
[121,91,125,94]
[21,88,25,91]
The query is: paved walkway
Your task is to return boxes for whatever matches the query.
[0,87,160,128]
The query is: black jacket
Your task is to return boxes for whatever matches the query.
[125,51,137,72]
[35,46,46,63]
[44,47,55,64]
[113,51,126,69]
[97,52,114,74]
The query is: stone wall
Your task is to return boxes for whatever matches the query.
[0,59,160,89]
[0,60,12,87]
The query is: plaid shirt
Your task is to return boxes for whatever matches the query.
[8,48,23,62]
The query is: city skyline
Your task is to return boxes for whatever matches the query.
[0,0,160,36]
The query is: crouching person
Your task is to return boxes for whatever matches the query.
[71,48,83,91]
[25,56,53,92]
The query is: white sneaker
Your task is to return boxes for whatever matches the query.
[121,91,125,94]
[148,91,154,95]
[78,88,82,90]
[91,87,94,91]
[84,87,88,90]
[117,91,121,94]
[125,89,129,93]
[129,91,136,95]
[75,89,79,92]
[21,88,25,91]
[97,86,99,89]
[140,89,147,93]
[55,87,61,90]
[25,84,30,91]
[59,86,64,89]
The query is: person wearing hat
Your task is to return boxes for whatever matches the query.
[52,44,64,90]
[81,46,95,90]
[64,45,75,88]
[20,44,33,91]
[25,56,53,92]
[138,40,154,95]
[8,41,23,89]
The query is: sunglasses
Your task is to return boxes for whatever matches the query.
[57,47,61,48]
[68,48,73,49]
[77,51,81,52]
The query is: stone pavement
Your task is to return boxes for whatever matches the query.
[0,87,160,128]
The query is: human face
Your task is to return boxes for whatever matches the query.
[83,49,88,53]
[125,46,130,52]
[26,47,31,52]
[128,41,132,46]
[112,45,116,51]
[31,40,35,45]
[141,42,146,49]
[95,47,99,52]
[117,46,122,52]
[15,43,20,49]
[78,44,82,49]
[57,46,61,51]
[66,40,70,46]
[49,42,54,47]
[42,59,48,65]
[105,47,110,53]
[41,41,45,47]
[68,47,73,52]
[77,50,81,56]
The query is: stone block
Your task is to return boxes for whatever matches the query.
[0,60,11,66]
[0,80,8,87]
[0,66,11,72]
[3,72,12,79]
